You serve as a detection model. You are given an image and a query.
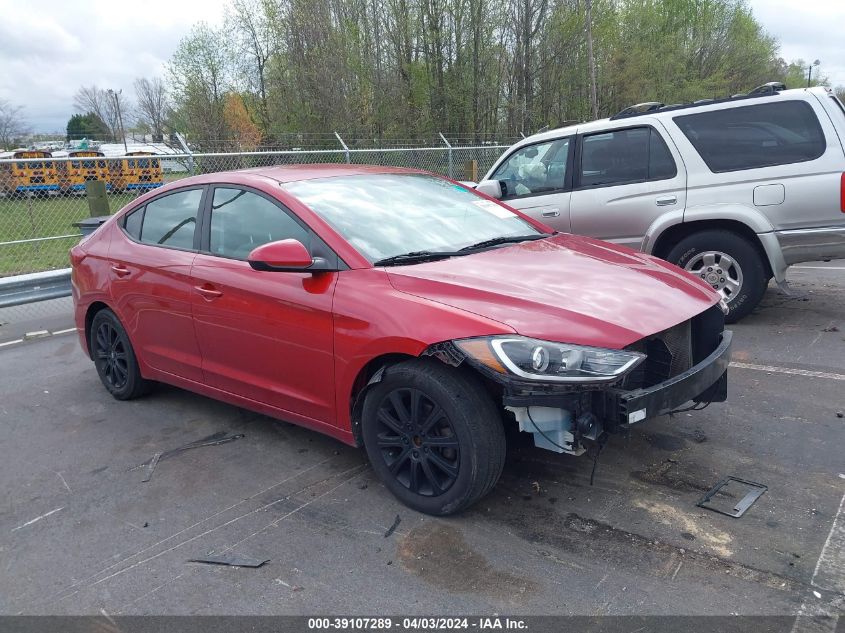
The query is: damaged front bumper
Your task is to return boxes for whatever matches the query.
[502,330,732,455]
[597,330,732,427]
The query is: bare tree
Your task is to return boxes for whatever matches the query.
[228,0,278,132]
[74,85,131,141]
[0,99,29,149]
[134,77,169,141]
[585,0,598,119]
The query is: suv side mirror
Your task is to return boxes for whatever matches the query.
[248,239,336,273]
[475,179,503,199]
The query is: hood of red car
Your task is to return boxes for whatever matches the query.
[386,234,720,349]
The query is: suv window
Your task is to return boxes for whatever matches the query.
[209,187,310,260]
[491,137,570,198]
[674,101,826,173]
[138,189,202,249]
[579,126,677,187]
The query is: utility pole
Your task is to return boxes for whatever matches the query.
[585,0,599,120]
[108,89,128,154]
[807,59,821,88]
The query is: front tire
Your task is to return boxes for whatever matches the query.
[665,230,766,323]
[90,309,153,400]
[361,359,506,516]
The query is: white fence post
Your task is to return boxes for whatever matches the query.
[438,132,453,179]
[334,132,350,164]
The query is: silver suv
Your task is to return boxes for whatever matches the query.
[475,84,845,322]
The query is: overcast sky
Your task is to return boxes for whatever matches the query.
[0,0,842,133]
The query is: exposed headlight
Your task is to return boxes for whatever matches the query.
[454,336,645,384]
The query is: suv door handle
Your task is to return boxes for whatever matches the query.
[195,285,223,300]
[541,208,560,217]
[110,264,131,277]
[656,196,677,206]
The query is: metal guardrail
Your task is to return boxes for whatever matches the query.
[0,268,72,308]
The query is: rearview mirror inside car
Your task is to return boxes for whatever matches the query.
[475,179,503,199]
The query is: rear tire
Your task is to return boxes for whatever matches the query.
[90,309,153,400]
[361,359,506,516]
[665,229,765,323]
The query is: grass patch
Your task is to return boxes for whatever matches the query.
[0,192,140,276]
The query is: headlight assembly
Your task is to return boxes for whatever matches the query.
[454,336,645,384]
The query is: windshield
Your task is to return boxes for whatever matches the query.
[283,174,541,262]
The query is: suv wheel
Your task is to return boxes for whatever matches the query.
[666,230,765,323]
[361,359,506,516]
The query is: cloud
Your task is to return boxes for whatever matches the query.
[1,0,842,134]
[0,0,228,132]
[748,0,845,88]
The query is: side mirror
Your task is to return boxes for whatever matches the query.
[247,239,333,272]
[475,179,503,199]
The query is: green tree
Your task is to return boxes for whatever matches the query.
[66,112,110,141]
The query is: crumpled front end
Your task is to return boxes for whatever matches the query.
[425,304,731,456]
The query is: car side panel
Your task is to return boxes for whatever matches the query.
[107,228,203,382]
[569,119,688,250]
[71,223,117,356]
[331,268,516,435]
[190,254,338,424]
[662,96,845,234]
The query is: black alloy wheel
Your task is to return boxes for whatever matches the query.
[94,320,129,390]
[361,359,506,515]
[90,308,153,400]
[375,387,460,497]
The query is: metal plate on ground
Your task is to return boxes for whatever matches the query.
[696,476,767,518]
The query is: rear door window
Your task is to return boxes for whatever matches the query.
[138,188,203,249]
[673,101,826,172]
[578,126,677,187]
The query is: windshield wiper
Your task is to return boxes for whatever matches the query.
[458,233,554,252]
[373,250,462,267]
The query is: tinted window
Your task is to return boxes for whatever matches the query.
[124,208,143,240]
[674,101,826,172]
[139,189,202,249]
[492,138,570,198]
[580,127,676,187]
[283,174,540,262]
[209,188,310,259]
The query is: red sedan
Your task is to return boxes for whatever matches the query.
[71,165,732,515]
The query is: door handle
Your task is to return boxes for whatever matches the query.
[541,208,561,217]
[195,285,223,300]
[110,264,131,277]
[656,196,677,207]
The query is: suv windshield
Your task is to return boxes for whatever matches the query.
[283,174,542,263]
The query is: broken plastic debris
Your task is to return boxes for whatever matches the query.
[384,514,401,538]
[189,554,269,568]
[140,431,245,482]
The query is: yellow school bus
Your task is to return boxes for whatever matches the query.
[57,150,110,194]
[108,151,164,192]
[0,150,60,195]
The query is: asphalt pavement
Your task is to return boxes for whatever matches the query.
[0,263,843,616]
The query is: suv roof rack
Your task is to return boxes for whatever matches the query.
[747,81,787,96]
[615,102,665,117]
[609,81,787,121]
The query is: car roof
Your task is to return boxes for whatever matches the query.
[172,163,430,188]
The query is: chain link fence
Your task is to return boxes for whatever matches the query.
[0,144,507,279]
[0,144,507,338]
